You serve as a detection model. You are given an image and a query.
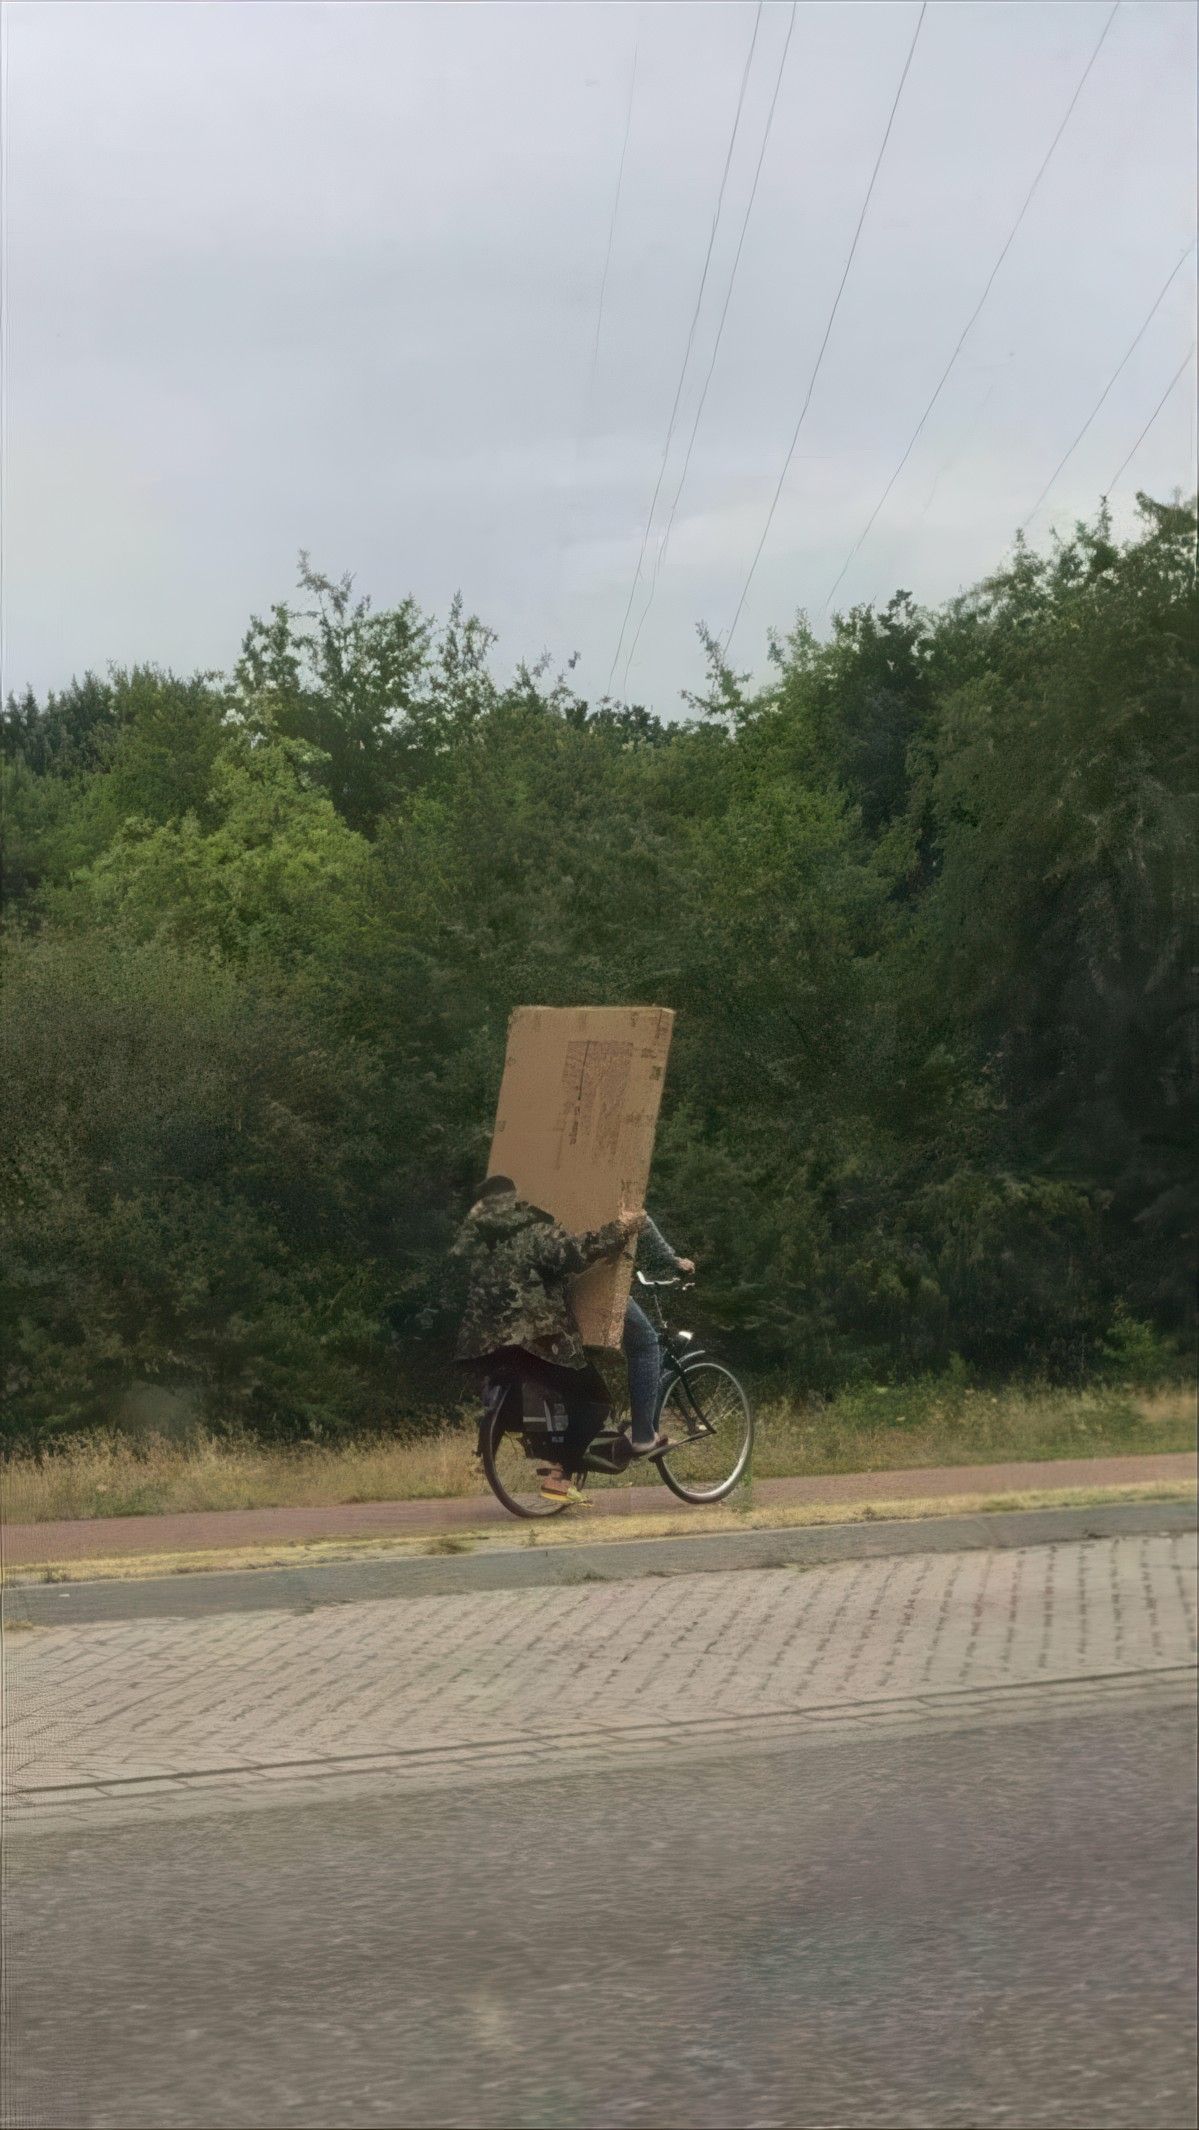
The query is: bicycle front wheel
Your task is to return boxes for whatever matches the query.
[656,1360,753,1503]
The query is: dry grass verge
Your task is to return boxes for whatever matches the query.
[2,1383,1193,1527]
[1,1426,483,1524]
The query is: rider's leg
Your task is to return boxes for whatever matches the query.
[554,1362,611,1479]
[623,1298,664,1450]
[516,1354,611,1496]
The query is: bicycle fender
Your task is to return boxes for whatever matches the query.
[478,1377,520,1458]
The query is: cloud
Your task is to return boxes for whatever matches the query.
[4,0,1195,713]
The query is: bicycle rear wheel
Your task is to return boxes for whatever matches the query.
[656,1361,753,1503]
[479,1401,583,1519]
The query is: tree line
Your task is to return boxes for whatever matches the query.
[2,497,1194,1444]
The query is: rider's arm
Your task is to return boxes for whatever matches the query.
[639,1213,683,1273]
[534,1214,637,1280]
[577,1215,638,1266]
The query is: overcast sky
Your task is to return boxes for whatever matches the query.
[3,0,1196,716]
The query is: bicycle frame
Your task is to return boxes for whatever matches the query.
[477,1274,716,1478]
[633,1273,717,1435]
[577,1276,716,1469]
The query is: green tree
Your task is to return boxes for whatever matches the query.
[232,559,499,833]
[916,497,1197,1324]
[1,667,229,904]
[73,718,370,977]
[2,497,1192,1447]
[1,932,392,1444]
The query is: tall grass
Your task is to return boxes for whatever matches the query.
[0,1381,1192,1526]
[751,1380,1195,1476]
[0,1425,484,1525]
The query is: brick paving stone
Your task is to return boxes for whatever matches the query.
[4,1534,1195,1818]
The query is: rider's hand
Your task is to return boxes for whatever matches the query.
[676,1257,696,1275]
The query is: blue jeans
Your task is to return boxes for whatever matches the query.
[623,1298,662,1445]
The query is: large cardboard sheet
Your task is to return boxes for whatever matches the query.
[488,1005,674,1350]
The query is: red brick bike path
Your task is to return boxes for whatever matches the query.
[3,1452,1193,1567]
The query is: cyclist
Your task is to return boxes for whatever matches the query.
[451,1174,645,1503]
[625,1214,695,1457]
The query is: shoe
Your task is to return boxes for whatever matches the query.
[628,1432,674,1458]
[539,1476,588,1503]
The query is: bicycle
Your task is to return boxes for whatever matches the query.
[477,1271,754,1518]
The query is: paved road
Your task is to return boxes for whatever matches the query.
[4,1532,1196,2127]
[6,1703,1196,2129]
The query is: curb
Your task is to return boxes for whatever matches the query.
[5,1497,1194,1627]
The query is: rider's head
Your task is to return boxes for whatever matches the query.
[472,1173,516,1207]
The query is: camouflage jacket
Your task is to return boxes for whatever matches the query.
[450,1189,631,1370]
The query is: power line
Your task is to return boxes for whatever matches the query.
[587,34,641,411]
[607,2,765,692]
[1021,238,1194,530]
[821,0,1121,619]
[721,0,927,657]
[917,380,996,523]
[619,0,799,691]
[1105,341,1196,494]
[551,24,641,654]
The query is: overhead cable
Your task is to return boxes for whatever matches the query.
[587,32,641,409]
[1020,238,1195,530]
[821,0,1121,619]
[1106,341,1196,495]
[721,0,928,655]
[551,24,641,652]
[607,2,764,691]
[620,0,799,690]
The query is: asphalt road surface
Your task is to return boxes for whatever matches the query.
[6,1696,1196,2130]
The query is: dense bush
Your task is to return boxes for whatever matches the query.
[2,500,1194,1444]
